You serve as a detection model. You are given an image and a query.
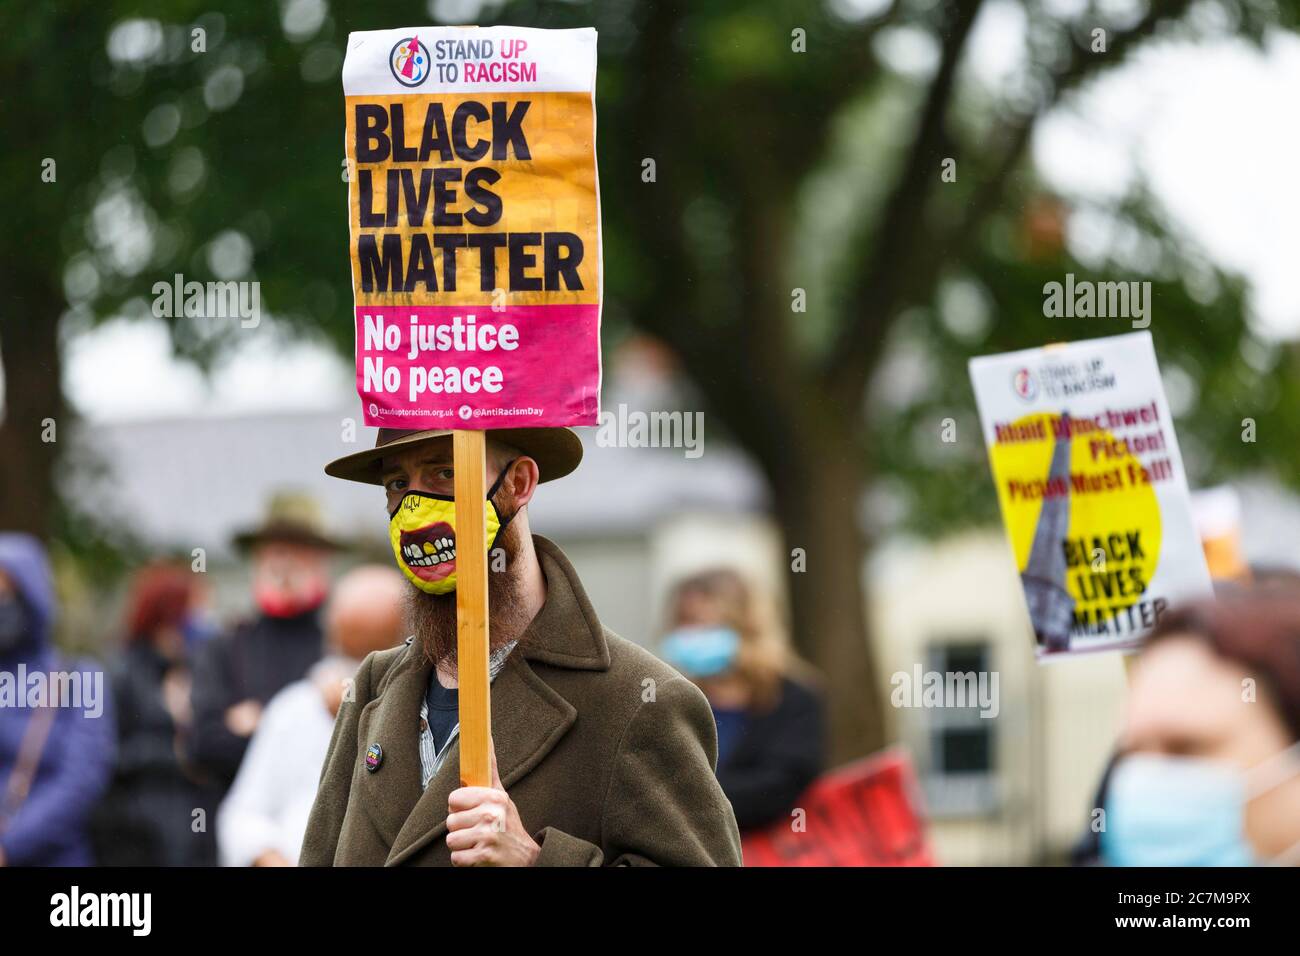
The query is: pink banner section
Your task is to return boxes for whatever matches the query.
[355,304,600,430]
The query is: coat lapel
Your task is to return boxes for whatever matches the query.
[384,653,577,865]
[354,643,428,850]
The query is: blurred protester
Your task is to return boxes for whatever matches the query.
[188,492,340,790]
[218,565,405,866]
[92,561,220,866]
[660,568,826,831]
[0,533,113,866]
[1101,588,1300,866]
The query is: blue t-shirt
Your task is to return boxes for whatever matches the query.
[424,673,460,755]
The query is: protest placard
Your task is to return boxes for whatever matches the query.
[342,26,601,430]
[342,26,601,788]
[969,332,1213,660]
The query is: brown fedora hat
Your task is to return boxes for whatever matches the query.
[233,490,343,552]
[324,426,583,486]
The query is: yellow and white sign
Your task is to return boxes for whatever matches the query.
[969,332,1212,660]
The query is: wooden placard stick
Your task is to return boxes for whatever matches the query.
[447,23,492,790]
[453,428,492,787]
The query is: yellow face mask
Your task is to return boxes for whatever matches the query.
[388,462,514,595]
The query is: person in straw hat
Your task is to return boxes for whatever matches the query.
[300,427,742,866]
[187,491,342,792]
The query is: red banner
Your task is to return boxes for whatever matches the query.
[740,748,935,867]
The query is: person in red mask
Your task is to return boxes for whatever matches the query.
[186,492,341,793]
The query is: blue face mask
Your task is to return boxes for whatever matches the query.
[660,627,740,679]
[1102,744,1300,867]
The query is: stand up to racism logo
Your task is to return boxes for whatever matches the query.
[1013,367,1038,401]
[390,36,430,87]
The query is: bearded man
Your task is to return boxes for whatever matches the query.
[299,427,742,866]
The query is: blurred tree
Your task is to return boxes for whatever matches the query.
[594,0,1300,762]
[3,0,1299,761]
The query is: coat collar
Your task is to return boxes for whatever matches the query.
[517,534,610,672]
[377,534,606,865]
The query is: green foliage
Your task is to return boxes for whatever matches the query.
[4,0,1299,546]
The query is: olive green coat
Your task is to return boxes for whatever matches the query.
[299,535,742,866]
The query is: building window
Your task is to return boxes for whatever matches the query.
[919,641,999,817]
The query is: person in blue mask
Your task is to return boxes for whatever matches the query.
[659,568,826,832]
[1101,586,1300,866]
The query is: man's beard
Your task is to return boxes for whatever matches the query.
[404,515,531,669]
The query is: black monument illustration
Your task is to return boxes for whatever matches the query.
[1021,412,1075,653]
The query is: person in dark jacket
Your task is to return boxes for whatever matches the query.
[659,567,826,831]
[93,561,221,866]
[0,533,114,866]
[187,493,340,791]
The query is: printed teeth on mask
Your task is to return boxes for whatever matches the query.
[403,543,456,566]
